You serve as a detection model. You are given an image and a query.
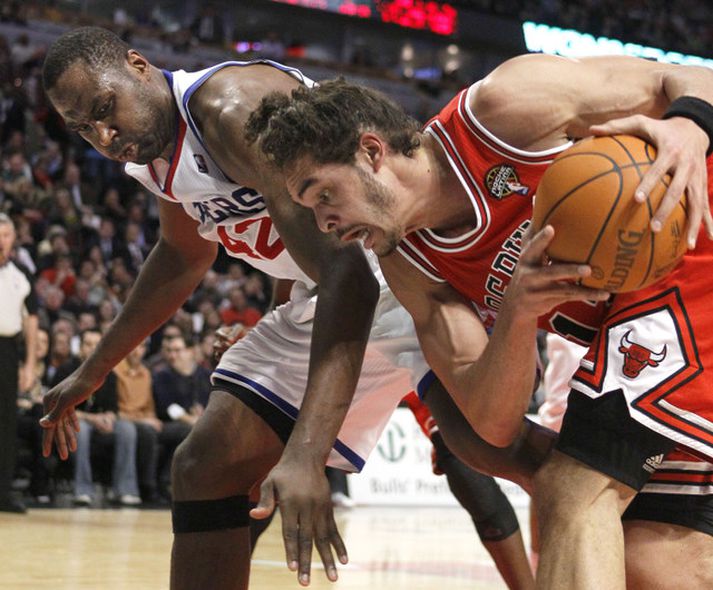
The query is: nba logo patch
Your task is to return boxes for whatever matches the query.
[194,154,209,174]
[485,164,530,199]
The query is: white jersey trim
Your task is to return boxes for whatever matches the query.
[462,83,574,162]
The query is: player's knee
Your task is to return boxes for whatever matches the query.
[172,494,251,534]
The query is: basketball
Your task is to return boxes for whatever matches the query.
[532,135,688,293]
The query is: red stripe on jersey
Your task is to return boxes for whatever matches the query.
[147,117,188,200]
[163,118,187,198]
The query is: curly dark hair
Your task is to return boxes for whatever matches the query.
[245,78,421,169]
[42,26,130,92]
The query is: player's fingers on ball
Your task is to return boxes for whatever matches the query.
[652,167,689,233]
[703,197,713,240]
[636,153,675,204]
[558,284,609,302]
[521,226,554,261]
[538,262,592,282]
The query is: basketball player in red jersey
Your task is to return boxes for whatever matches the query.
[38,27,550,590]
[250,55,713,589]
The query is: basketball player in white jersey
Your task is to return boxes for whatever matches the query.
[250,59,713,589]
[38,27,549,589]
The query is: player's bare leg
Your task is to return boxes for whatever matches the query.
[170,390,284,590]
[533,451,635,590]
[624,520,713,589]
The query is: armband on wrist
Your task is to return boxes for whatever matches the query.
[662,96,713,157]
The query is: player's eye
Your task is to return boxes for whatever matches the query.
[319,191,330,204]
[95,99,113,119]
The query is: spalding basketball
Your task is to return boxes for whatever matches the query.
[532,135,687,293]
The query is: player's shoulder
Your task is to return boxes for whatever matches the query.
[189,62,301,121]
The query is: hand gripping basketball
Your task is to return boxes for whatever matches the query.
[533,135,689,293]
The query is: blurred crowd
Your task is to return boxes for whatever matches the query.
[0,15,271,508]
[467,0,711,57]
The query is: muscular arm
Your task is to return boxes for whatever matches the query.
[475,54,713,150]
[193,65,379,466]
[380,252,535,447]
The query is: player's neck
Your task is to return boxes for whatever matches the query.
[406,135,474,234]
[154,65,180,162]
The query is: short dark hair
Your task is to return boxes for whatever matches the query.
[42,26,130,92]
[245,78,420,169]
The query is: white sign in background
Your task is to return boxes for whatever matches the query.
[349,408,530,509]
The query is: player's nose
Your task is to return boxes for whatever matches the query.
[95,122,117,147]
[315,208,338,233]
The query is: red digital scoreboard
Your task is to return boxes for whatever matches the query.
[270,0,458,36]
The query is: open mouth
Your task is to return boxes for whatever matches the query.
[338,226,376,249]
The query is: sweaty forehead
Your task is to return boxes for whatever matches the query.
[49,62,113,117]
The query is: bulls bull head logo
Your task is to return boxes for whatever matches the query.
[618,330,667,379]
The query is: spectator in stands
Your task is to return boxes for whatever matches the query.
[114,340,161,503]
[53,328,140,507]
[152,334,211,498]
[219,286,262,328]
[17,327,55,505]
[44,328,72,386]
[39,252,76,298]
[243,272,270,313]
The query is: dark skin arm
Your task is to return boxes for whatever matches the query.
[41,199,218,458]
[191,65,380,585]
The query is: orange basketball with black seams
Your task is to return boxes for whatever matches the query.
[532,135,688,293]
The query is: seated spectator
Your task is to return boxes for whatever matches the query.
[152,334,211,498]
[114,340,162,503]
[219,286,262,327]
[43,327,72,386]
[53,329,141,507]
[144,323,184,372]
[39,252,76,298]
[16,327,55,505]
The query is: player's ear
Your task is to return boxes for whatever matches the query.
[126,50,150,75]
[359,132,386,172]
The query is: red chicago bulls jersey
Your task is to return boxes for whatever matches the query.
[398,86,713,460]
[397,84,606,342]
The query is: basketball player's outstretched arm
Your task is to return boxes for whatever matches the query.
[475,54,713,247]
[41,199,218,458]
[193,65,380,584]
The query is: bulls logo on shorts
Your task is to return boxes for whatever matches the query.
[570,287,713,458]
[618,330,667,379]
